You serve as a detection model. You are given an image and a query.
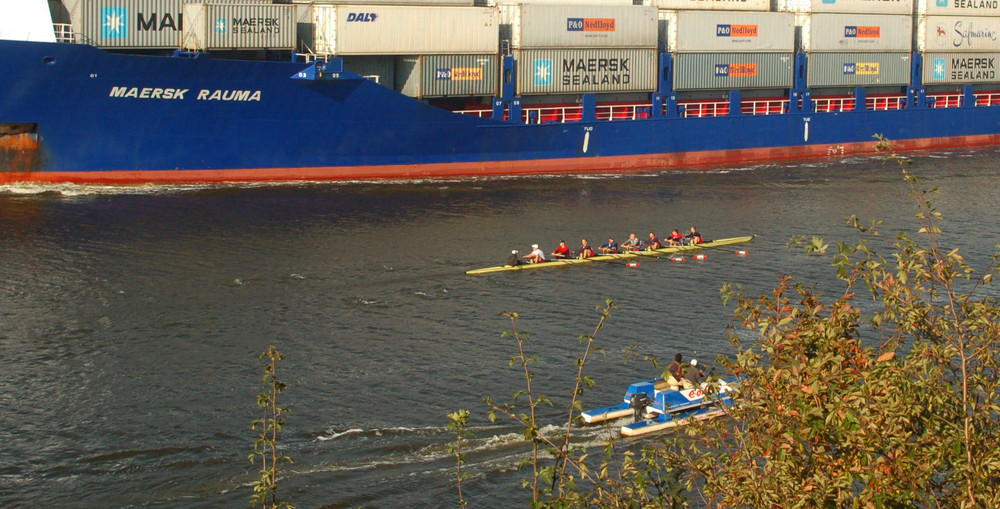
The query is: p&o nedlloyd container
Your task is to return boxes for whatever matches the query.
[914,0,1000,16]
[77,0,268,49]
[514,48,657,94]
[395,54,499,98]
[923,52,1000,83]
[659,11,794,52]
[501,4,658,49]
[797,13,912,52]
[915,16,1000,52]
[181,3,295,50]
[645,0,769,11]
[774,0,913,15]
[672,52,794,90]
[806,51,911,86]
[312,5,499,56]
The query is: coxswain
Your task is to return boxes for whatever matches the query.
[524,243,546,263]
[507,250,522,267]
[599,237,619,254]
[685,226,703,245]
[667,229,684,246]
[550,240,570,259]
[647,232,661,250]
[621,232,642,251]
[578,238,596,259]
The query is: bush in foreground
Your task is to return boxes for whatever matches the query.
[456,148,1000,507]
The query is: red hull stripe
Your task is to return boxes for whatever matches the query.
[4,134,1000,184]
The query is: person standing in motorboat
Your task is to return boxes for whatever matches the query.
[666,353,684,389]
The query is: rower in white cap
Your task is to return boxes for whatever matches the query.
[524,243,546,264]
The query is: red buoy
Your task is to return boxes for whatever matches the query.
[694,254,707,260]
[671,257,685,262]
[626,262,639,268]
[736,250,748,256]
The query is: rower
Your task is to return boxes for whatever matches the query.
[647,232,661,250]
[524,243,546,264]
[621,232,642,251]
[550,240,570,259]
[577,238,595,259]
[685,226,703,245]
[667,229,683,246]
[599,237,619,254]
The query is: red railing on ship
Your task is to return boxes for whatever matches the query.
[454,90,1000,123]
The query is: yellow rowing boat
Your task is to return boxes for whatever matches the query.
[465,235,755,275]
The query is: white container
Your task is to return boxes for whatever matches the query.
[182,3,295,50]
[646,0,770,11]
[916,0,1000,16]
[313,5,499,56]
[774,0,913,14]
[514,48,657,94]
[502,4,658,49]
[660,10,794,52]
[797,13,912,52]
[916,16,1000,52]
[924,52,1000,82]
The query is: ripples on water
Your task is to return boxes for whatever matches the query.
[3,149,1000,506]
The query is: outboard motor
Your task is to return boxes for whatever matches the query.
[630,392,650,422]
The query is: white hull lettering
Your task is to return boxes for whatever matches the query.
[196,89,262,101]
[108,87,188,100]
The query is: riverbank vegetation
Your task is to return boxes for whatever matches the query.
[455,142,1000,506]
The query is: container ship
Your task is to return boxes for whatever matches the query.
[2,0,1000,183]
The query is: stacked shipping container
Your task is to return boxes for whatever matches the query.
[660,10,795,90]
[500,4,659,94]
[776,0,913,88]
[181,3,294,50]
[917,0,1000,84]
[311,4,499,98]
[76,0,269,48]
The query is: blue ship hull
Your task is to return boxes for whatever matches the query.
[2,39,1000,183]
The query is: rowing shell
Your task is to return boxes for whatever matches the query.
[465,235,755,275]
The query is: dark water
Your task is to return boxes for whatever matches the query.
[3,149,1000,507]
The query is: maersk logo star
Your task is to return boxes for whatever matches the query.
[215,17,228,33]
[933,58,946,80]
[101,7,127,39]
[533,59,553,86]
